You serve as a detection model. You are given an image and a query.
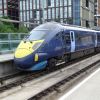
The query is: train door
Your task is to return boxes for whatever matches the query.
[70,31,75,52]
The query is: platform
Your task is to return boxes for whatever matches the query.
[0,53,17,77]
[0,54,14,62]
[59,67,100,100]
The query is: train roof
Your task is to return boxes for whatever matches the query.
[60,23,97,32]
[43,22,99,32]
[64,26,96,32]
[34,22,62,31]
[36,22,100,33]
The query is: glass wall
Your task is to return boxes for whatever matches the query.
[0,33,25,53]
[73,0,81,25]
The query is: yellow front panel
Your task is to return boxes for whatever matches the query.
[15,48,32,58]
[15,40,44,58]
[17,41,34,52]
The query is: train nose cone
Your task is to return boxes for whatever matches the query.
[15,48,32,58]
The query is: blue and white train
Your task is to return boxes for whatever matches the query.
[14,22,100,71]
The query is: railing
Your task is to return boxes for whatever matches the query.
[0,33,26,54]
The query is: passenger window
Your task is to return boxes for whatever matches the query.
[81,36,93,45]
[98,34,100,41]
[76,33,81,42]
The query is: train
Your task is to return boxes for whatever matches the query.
[14,22,100,71]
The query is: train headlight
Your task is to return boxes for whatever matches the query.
[34,53,39,62]
[32,42,42,51]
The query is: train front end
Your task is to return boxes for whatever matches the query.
[14,27,49,71]
[14,39,47,71]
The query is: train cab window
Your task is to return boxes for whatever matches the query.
[24,30,48,41]
[64,34,71,43]
[34,23,59,31]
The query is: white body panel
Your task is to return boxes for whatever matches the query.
[70,31,75,52]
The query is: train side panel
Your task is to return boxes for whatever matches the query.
[63,30,96,60]
[96,32,100,52]
[75,30,96,51]
[46,32,65,59]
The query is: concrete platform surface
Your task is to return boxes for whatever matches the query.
[59,67,100,100]
[0,54,14,62]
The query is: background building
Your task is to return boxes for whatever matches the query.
[0,0,96,29]
[7,0,19,27]
[19,0,95,28]
[94,0,100,27]
[80,0,94,28]
[7,0,19,21]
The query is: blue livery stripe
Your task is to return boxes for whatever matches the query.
[29,61,47,71]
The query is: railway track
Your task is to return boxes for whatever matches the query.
[29,60,100,100]
[0,70,38,87]
[0,53,100,99]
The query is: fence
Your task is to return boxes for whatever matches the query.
[0,33,26,53]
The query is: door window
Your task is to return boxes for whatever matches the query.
[70,31,74,41]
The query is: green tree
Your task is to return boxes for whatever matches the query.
[0,16,29,33]
[18,25,29,33]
